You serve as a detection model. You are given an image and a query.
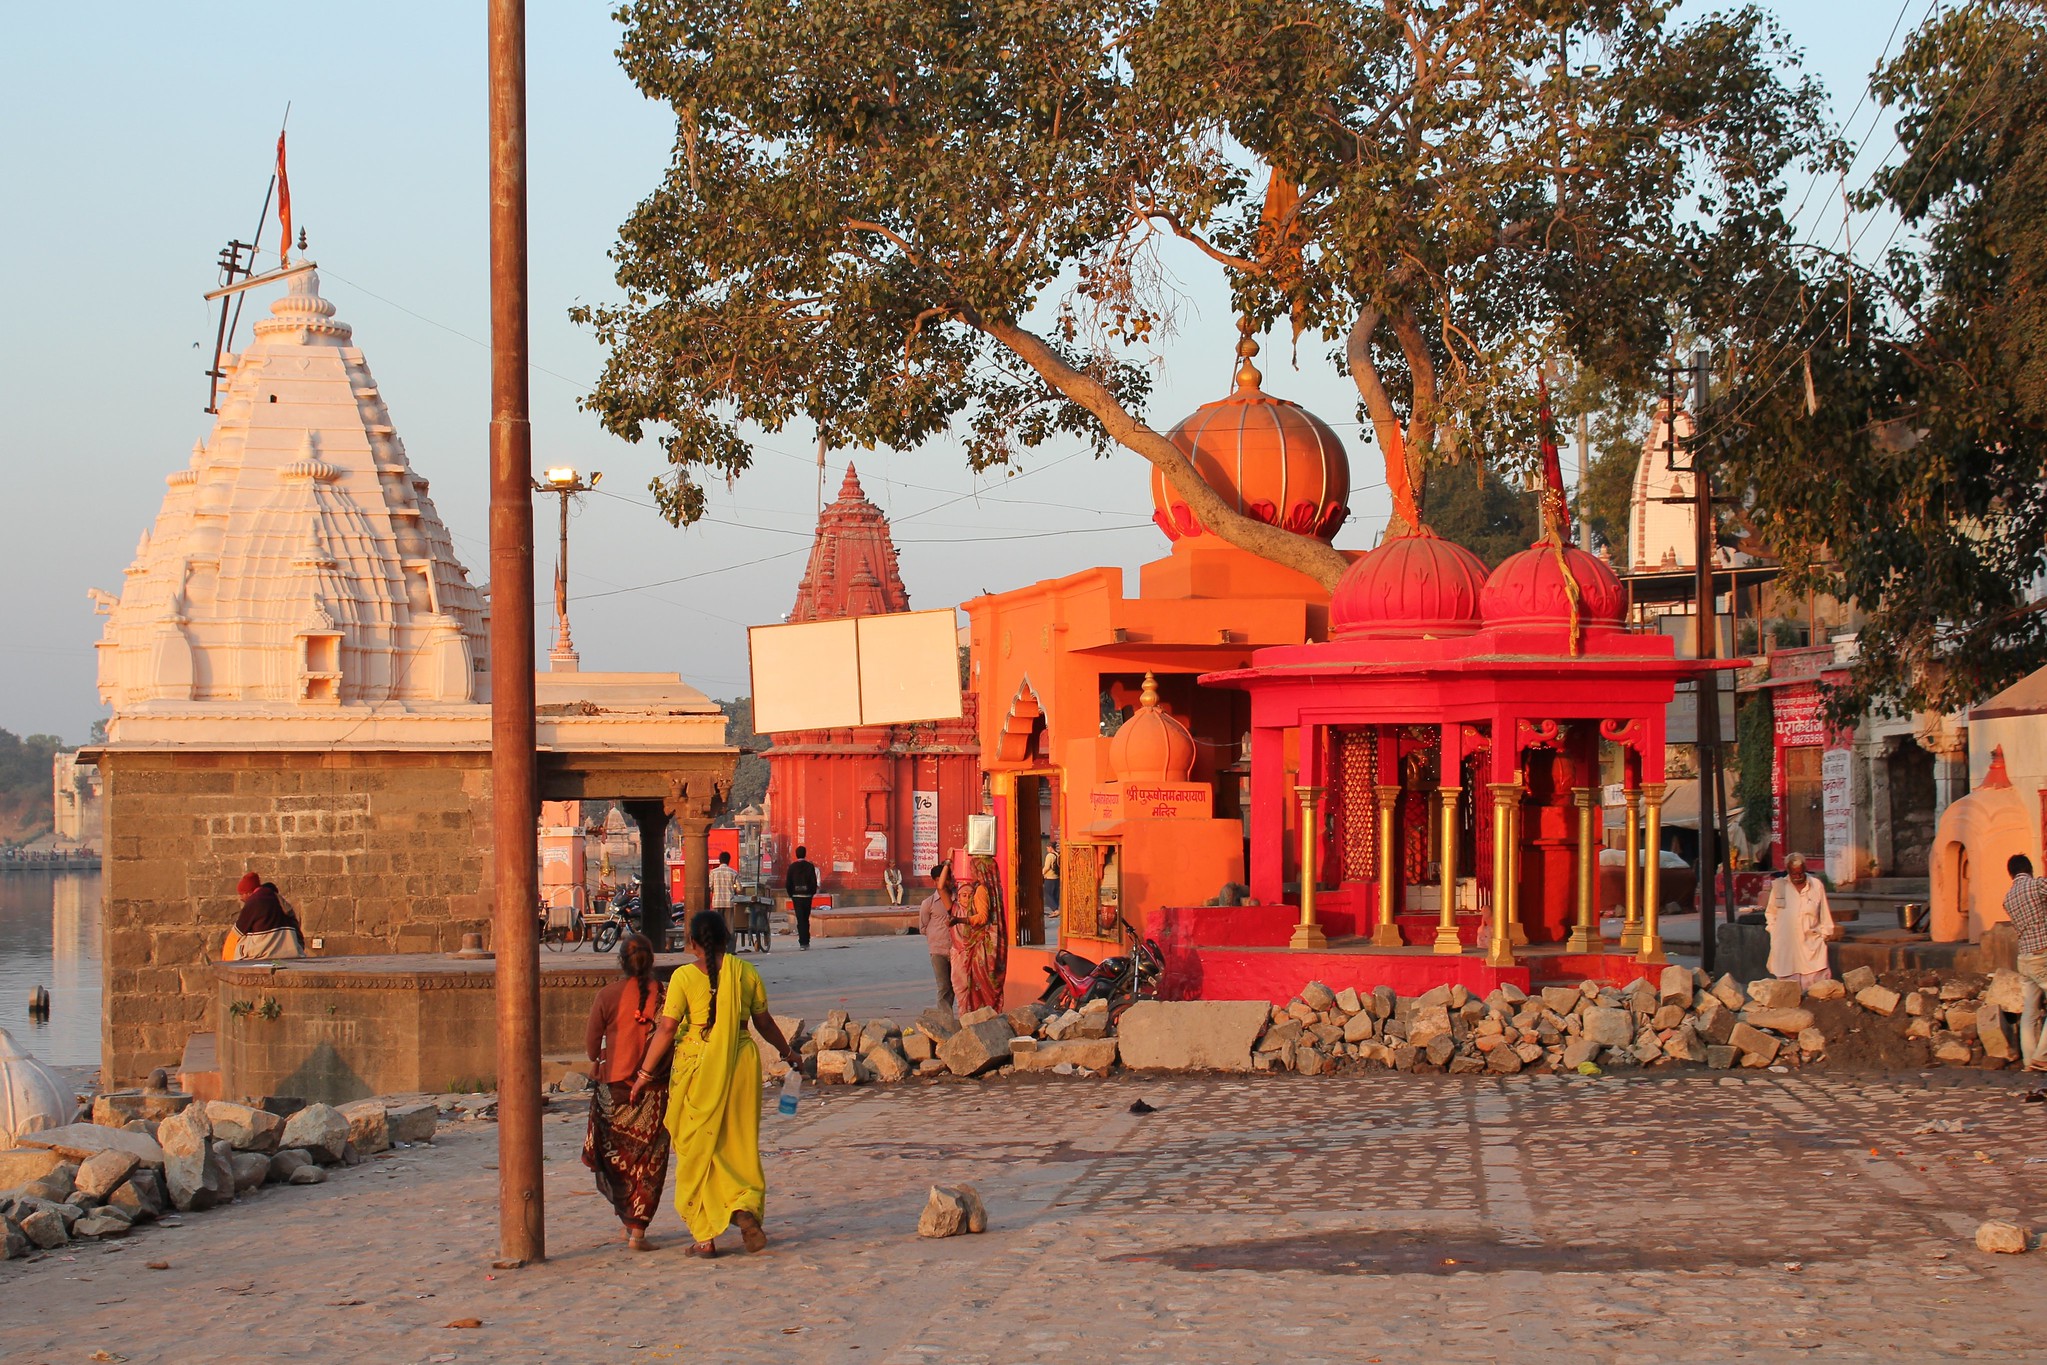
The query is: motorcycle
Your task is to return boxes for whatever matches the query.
[590,881,642,954]
[1038,916,1165,1017]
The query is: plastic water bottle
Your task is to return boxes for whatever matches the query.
[777,1068,802,1117]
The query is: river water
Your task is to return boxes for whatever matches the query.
[0,869,101,1067]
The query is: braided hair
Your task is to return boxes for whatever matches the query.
[689,910,732,1027]
[618,932,656,1017]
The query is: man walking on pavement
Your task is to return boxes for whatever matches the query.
[918,862,958,1009]
[2001,854,2047,1069]
[709,850,739,915]
[786,844,820,951]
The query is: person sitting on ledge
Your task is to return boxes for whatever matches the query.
[233,871,305,960]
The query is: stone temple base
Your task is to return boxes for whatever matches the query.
[214,952,673,1106]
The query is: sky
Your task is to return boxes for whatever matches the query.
[0,2,1927,744]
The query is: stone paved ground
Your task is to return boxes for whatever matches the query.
[7,1068,2047,1363]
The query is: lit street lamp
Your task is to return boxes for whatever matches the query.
[533,466,600,671]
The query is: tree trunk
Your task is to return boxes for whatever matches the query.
[981,318,1351,591]
[1346,310,1427,538]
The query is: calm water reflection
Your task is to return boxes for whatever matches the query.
[0,869,101,1067]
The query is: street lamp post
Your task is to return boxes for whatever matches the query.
[533,466,600,672]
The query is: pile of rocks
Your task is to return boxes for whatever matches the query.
[0,1095,435,1261]
[799,999,1120,1086]
[1249,963,2042,1076]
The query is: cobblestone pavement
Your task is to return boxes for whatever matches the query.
[7,1069,2047,1363]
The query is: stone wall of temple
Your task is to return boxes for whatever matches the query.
[99,749,494,1084]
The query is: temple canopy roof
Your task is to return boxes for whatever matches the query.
[91,266,487,716]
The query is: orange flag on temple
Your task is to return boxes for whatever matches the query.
[1259,166,1309,339]
[1536,369,1568,539]
[275,131,292,267]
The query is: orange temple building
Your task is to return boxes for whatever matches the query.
[970,335,1726,1007]
[966,334,1349,999]
[763,465,980,907]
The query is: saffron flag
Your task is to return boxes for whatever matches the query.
[275,131,292,266]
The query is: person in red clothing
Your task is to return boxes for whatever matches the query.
[581,933,672,1249]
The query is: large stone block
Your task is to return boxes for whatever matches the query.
[1581,1007,1635,1048]
[1748,978,1803,1009]
[1010,1038,1118,1073]
[1742,1007,1815,1035]
[1116,1001,1271,1073]
[280,1103,350,1164]
[937,1018,1015,1077]
[0,1147,66,1188]
[72,1150,141,1201]
[158,1108,229,1212]
[15,1124,165,1169]
[1728,1021,1781,1062]
[204,1101,283,1154]
[338,1100,391,1155]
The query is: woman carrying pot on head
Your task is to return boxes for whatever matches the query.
[582,932,671,1250]
[630,910,800,1258]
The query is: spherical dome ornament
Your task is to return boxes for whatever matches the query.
[1330,528,1488,639]
[1152,322,1350,543]
[1479,541,1628,630]
[0,1027,71,1151]
[1110,673,1197,783]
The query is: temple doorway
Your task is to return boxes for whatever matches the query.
[1783,745,1825,863]
[1886,739,1936,877]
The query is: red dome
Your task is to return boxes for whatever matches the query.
[1480,542,1627,629]
[1330,529,1487,639]
[1151,337,1350,543]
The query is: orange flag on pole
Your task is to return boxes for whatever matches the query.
[275,131,292,266]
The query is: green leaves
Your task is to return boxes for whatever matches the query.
[585,0,1827,585]
[1705,1,2047,720]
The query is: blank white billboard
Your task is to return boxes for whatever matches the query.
[749,609,963,734]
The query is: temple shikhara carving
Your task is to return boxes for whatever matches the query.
[93,269,488,727]
[765,466,980,912]
[82,265,734,1091]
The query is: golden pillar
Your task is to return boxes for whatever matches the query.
[1507,782,1529,947]
[1619,785,1644,952]
[1566,787,1600,951]
[1373,783,1403,946]
[1635,781,1668,964]
[1432,784,1462,954]
[1290,785,1328,950]
[1485,783,1518,967]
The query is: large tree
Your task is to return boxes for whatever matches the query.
[582,0,1830,589]
[1703,0,2047,718]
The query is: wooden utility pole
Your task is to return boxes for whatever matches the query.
[1690,343,1723,975]
[488,0,544,1266]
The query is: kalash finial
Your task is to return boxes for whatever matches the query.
[1233,316,1263,392]
[1139,671,1160,708]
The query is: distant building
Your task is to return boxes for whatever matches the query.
[762,466,980,905]
[51,750,101,848]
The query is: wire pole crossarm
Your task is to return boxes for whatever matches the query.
[488,0,544,1268]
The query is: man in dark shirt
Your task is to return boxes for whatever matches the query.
[785,846,820,951]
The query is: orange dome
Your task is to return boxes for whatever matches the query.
[1151,330,1349,543]
[1110,673,1197,783]
[1329,529,1488,639]
[1480,542,1627,630]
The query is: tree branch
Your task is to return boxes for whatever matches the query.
[981,317,1349,589]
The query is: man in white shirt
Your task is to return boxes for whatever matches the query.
[709,851,739,914]
[1765,853,1838,987]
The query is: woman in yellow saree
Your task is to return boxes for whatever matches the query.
[630,910,799,1257]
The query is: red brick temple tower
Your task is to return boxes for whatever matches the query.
[764,465,981,909]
